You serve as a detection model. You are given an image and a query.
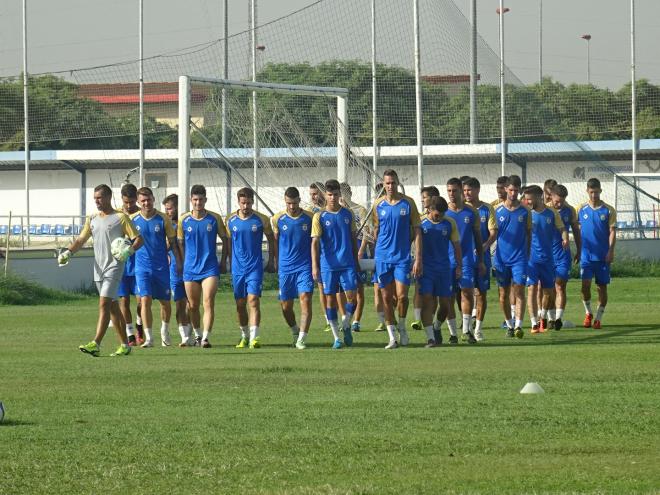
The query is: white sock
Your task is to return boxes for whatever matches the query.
[583,300,592,315]
[144,327,153,342]
[108,320,114,328]
[475,320,483,333]
[556,308,564,320]
[193,327,202,338]
[462,314,471,334]
[297,331,307,342]
[290,324,300,336]
[352,319,359,325]
[126,323,135,336]
[386,324,397,342]
[515,319,522,329]
[540,308,548,319]
[342,313,353,330]
[160,322,169,340]
[136,316,142,326]
[510,304,516,318]
[433,319,440,331]
[202,330,210,341]
[471,308,477,318]
[377,312,385,324]
[548,309,556,320]
[398,317,407,333]
[530,316,538,326]
[325,314,330,324]
[595,305,605,321]
[506,319,514,329]
[425,325,434,340]
[329,320,341,341]
[240,325,249,340]
[178,325,187,342]
[249,325,259,341]
[414,308,422,321]
[537,309,543,319]
[447,319,457,336]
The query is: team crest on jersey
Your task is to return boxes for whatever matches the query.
[251,224,258,232]
[423,227,428,234]
[282,225,288,231]
[207,224,212,232]
[344,218,350,224]
[464,216,470,224]
[154,225,160,233]
[302,224,308,231]
[400,208,406,216]
[600,214,606,221]
[518,215,525,222]
[546,217,552,224]
[480,216,487,223]
[442,228,448,236]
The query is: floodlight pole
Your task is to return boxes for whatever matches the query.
[138,0,145,187]
[631,0,637,173]
[221,0,229,149]
[178,76,191,211]
[413,0,424,191]
[22,0,31,244]
[371,0,378,201]
[469,0,477,144]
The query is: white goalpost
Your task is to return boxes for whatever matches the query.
[177,76,351,211]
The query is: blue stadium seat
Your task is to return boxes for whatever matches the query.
[73,224,82,235]
[616,221,627,230]
[40,224,52,235]
[64,224,73,235]
[11,225,22,235]
[0,225,7,235]
[28,224,38,235]
[55,224,65,235]
[645,220,657,229]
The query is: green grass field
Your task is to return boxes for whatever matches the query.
[1,278,659,494]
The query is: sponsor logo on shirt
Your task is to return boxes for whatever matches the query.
[187,226,192,232]
[282,225,288,231]
[325,220,331,226]
[232,225,238,232]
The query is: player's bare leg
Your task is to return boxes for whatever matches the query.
[393,280,410,346]
[527,285,540,333]
[446,290,459,343]
[159,300,172,345]
[474,288,487,339]
[351,283,365,331]
[109,300,128,345]
[373,283,386,331]
[380,282,399,347]
[246,294,262,347]
[139,295,155,346]
[499,286,515,336]
[513,283,526,337]
[411,282,423,330]
[581,279,593,327]
[554,278,567,330]
[184,281,203,344]
[421,293,438,346]
[460,288,476,343]
[594,284,608,328]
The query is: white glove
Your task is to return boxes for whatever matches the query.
[57,249,72,266]
[117,245,135,263]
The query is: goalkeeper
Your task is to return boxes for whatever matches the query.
[58,184,143,357]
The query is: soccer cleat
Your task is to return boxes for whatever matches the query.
[448,335,458,345]
[343,326,353,347]
[324,323,331,333]
[514,327,524,339]
[194,336,202,347]
[410,320,423,331]
[433,329,443,345]
[351,322,361,333]
[384,340,398,350]
[136,323,145,341]
[140,340,153,348]
[295,339,307,350]
[201,339,212,348]
[178,342,189,348]
[399,328,409,346]
[554,318,563,331]
[464,331,477,344]
[161,332,171,347]
[127,335,137,346]
[505,328,515,338]
[583,313,593,328]
[539,319,548,333]
[332,339,343,349]
[249,337,261,349]
[110,345,132,357]
[374,323,387,332]
[548,320,556,330]
[474,329,485,342]
[161,340,171,347]
[235,338,249,349]
[593,320,602,330]
[424,339,437,348]
[531,324,540,334]
[292,334,299,347]
[501,320,509,329]
[79,341,100,357]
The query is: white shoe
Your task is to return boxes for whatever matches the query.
[399,328,409,346]
[161,340,171,347]
[385,340,398,349]
[295,339,306,350]
[475,329,485,342]
[161,331,171,347]
[140,340,153,348]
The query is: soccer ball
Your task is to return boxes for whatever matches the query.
[110,237,132,261]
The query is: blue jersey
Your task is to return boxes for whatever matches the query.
[445,205,479,268]
[311,207,356,272]
[226,210,272,276]
[178,211,226,279]
[551,203,577,263]
[530,207,564,264]
[468,201,497,268]
[168,219,181,283]
[494,203,532,266]
[131,210,176,274]
[271,209,314,275]
[373,195,421,264]
[420,216,459,273]
[577,202,616,262]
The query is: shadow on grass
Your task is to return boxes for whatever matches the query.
[0,419,35,427]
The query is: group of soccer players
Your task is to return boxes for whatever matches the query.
[61,167,617,356]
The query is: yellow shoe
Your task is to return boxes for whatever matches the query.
[235,338,248,349]
[249,337,261,349]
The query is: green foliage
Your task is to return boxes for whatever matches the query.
[0,273,87,305]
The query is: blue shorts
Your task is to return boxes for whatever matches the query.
[418,270,453,298]
[321,268,358,295]
[580,261,610,285]
[494,261,527,287]
[183,268,220,283]
[136,270,171,300]
[278,270,314,301]
[376,260,411,288]
[526,262,555,289]
[476,263,491,292]
[117,274,137,298]
[554,254,571,281]
[171,279,186,301]
[232,271,263,299]
[451,263,475,292]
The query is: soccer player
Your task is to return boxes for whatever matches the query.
[178,184,228,348]
[370,181,389,332]
[410,185,439,332]
[418,196,461,347]
[272,187,315,349]
[162,194,193,346]
[311,179,360,349]
[463,177,497,341]
[491,176,508,207]
[132,187,182,347]
[227,187,275,349]
[549,184,582,330]
[308,181,333,332]
[543,179,558,206]
[523,185,568,333]
[494,175,531,338]
[117,183,143,346]
[445,177,485,344]
[58,184,143,357]
[577,178,616,329]
[373,169,422,349]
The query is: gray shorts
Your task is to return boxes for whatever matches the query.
[96,277,121,300]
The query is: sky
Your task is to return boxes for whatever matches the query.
[0,0,658,89]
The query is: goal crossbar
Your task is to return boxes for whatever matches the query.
[189,76,349,98]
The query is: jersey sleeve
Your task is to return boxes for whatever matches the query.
[209,211,226,238]
[161,212,176,238]
[79,215,93,242]
[224,213,234,238]
[407,196,421,228]
[177,213,189,240]
[348,209,357,233]
[448,217,460,243]
[271,211,284,235]
[257,212,273,236]
[372,198,384,230]
[311,212,323,238]
[568,204,578,224]
[552,209,564,231]
[605,203,617,227]
[119,213,140,239]
[486,204,497,231]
